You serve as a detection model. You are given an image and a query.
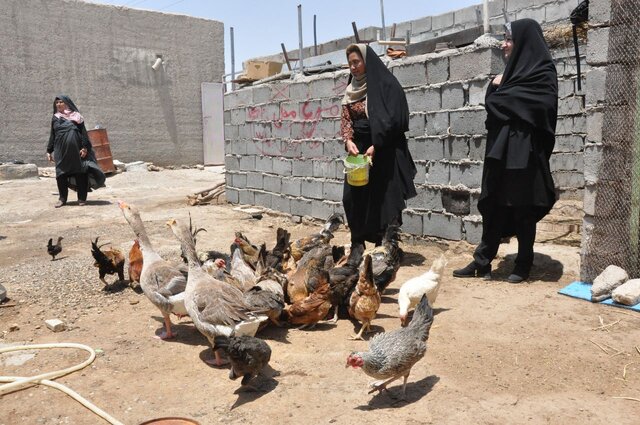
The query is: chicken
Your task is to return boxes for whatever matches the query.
[202,258,244,291]
[284,267,332,329]
[346,294,434,398]
[230,246,258,291]
[128,239,143,286]
[234,231,260,267]
[286,245,334,304]
[179,212,207,264]
[398,254,447,325]
[327,242,365,323]
[91,237,125,290]
[265,227,291,272]
[244,285,285,327]
[348,254,381,340]
[289,213,343,262]
[47,236,63,261]
[363,224,403,294]
[213,335,272,388]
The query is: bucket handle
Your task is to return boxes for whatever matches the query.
[343,155,373,173]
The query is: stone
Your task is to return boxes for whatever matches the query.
[612,279,640,306]
[45,318,66,332]
[0,283,6,302]
[591,265,628,302]
[0,164,38,180]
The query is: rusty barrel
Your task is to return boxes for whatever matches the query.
[87,128,116,174]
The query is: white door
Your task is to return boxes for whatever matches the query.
[201,82,224,165]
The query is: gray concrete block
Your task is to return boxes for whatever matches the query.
[298,139,322,157]
[312,200,338,220]
[392,62,427,88]
[414,161,427,185]
[321,98,342,119]
[224,88,252,110]
[238,123,254,139]
[246,103,280,121]
[427,57,449,84]
[545,0,577,23]
[468,79,489,106]
[309,78,336,100]
[239,155,255,171]
[411,137,444,162]
[586,27,609,66]
[583,183,596,216]
[291,122,319,140]
[589,0,611,23]
[226,187,239,204]
[441,83,465,110]
[583,142,603,185]
[315,119,339,139]
[238,189,255,205]
[454,5,481,26]
[313,159,338,179]
[426,111,449,136]
[224,124,239,141]
[230,108,246,125]
[225,155,240,171]
[554,135,584,153]
[411,16,432,34]
[323,180,343,202]
[293,158,315,177]
[247,172,263,189]
[282,177,302,196]
[573,114,586,134]
[406,88,441,113]
[408,185,443,211]
[272,194,291,214]
[402,210,424,236]
[253,122,272,139]
[280,101,299,121]
[550,153,584,173]
[462,218,482,244]
[470,192,480,216]
[231,172,247,188]
[423,212,463,240]
[252,86,272,105]
[444,137,470,161]
[441,188,471,215]
[516,6,546,23]
[264,140,291,157]
[432,12,454,30]
[263,174,281,192]
[0,163,37,180]
[289,83,311,101]
[449,109,486,135]
[224,110,231,125]
[408,113,426,137]
[272,121,291,139]
[426,161,450,185]
[255,156,273,173]
[301,178,324,199]
[558,96,584,116]
[469,136,486,161]
[507,0,538,12]
[451,162,483,188]
[254,191,272,209]
[324,139,346,159]
[273,158,293,176]
[553,170,584,188]
[558,78,575,98]
[268,83,290,102]
[449,48,503,81]
[555,116,573,135]
[299,100,323,121]
[290,197,313,216]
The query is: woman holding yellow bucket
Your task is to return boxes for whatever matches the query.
[340,44,417,249]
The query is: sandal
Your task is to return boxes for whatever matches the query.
[78,201,86,206]
[54,200,66,208]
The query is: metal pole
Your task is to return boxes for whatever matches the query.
[297,4,304,74]
[313,14,318,57]
[483,0,489,34]
[230,26,235,91]
[380,0,386,41]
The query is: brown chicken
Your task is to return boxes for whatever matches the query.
[327,242,365,323]
[286,245,334,304]
[289,213,343,262]
[234,231,260,267]
[128,239,143,286]
[91,237,126,290]
[348,254,381,340]
[284,267,332,329]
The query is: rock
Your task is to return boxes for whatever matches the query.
[0,164,38,180]
[45,318,66,332]
[125,161,148,172]
[612,278,640,306]
[147,164,163,172]
[8,324,20,332]
[196,164,205,170]
[112,159,126,172]
[591,265,628,302]
[0,283,6,302]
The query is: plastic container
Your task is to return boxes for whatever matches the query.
[343,154,371,186]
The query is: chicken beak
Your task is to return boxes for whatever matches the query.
[166,219,176,227]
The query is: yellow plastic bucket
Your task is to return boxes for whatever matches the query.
[343,154,371,186]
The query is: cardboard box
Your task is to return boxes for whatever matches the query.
[244,60,283,80]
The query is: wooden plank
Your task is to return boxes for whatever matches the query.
[407,26,485,56]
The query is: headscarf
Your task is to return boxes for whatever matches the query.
[485,18,558,137]
[341,44,368,105]
[53,95,84,124]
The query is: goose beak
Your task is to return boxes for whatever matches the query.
[166,218,176,227]
[117,200,127,209]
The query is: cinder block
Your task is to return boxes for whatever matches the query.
[583,142,603,184]
[589,0,611,23]
[550,153,584,173]
[555,116,573,135]
[238,123,254,139]
[444,137,470,161]
[272,194,291,214]
[427,57,449,84]
[333,73,350,96]
[507,0,537,12]
[224,88,252,110]
[554,135,584,153]
[558,96,584,116]
[224,155,240,171]
[324,139,346,158]
[441,188,471,215]
[441,83,465,110]
[272,121,291,139]
[289,83,311,101]
[263,174,281,192]
[300,139,324,157]
[291,122,319,140]
[280,101,299,121]
[411,16,432,34]
[238,189,255,205]
[469,136,486,161]
[586,27,609,66]
[252,86,272,104]
[408,114,426,137]
[226,188,239,204]
[290,197,313,216]
[402,210,424,236]
[454,5,481,26]
[423,212,463,240]
[299,100,323,121]
[449,48,503,81]
[309,78,336,100]
[301,178,324,199]
[553,170,584,188]
[410,137,444,162]
[321,98,342,118]
[247,172,263,189]
[408,185,443,211]
[312,200,338,220]
[545,0,576,23]
[270,158,289,176]
[406,88,441,113]
[413,161,427,185]
[231,172,247,188]
[268,84,290,102]
[558,78,575,98]
[426,161,449,185]
[323,180,343,202]
[230,108,246,125]
[282,177,302,196]
[573,114,586,134]
[224,124,239,141]
[254,191,272,208]
[432,12,454,30]
[451,162,483,188]
[468,79,489,106]
[516,6,546,23]
[315,119,338,139]
[313,159,337,179]
[292,159,313,177]
[470,192,480,215]
[449,109,486,135]
[392,62,427,88]
[426,111,449,136]
[583,183,596,216]
[462,218,482,244]
[239,155,255,171]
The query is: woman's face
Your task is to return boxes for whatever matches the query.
[55,99,68,113]
[501,35,514,59]
[348,51,366,78]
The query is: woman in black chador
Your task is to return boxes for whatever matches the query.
[340,44,417,249]
[46,95,105,207]
[453,19,558,283]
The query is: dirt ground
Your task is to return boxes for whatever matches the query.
[1,167,640,425]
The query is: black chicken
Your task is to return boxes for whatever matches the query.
[213,335,272,387]
[327,242,365,322]
[265,227,291,272]
[362,224,403,293]
[91,237,125,289]
[47,236,63,261]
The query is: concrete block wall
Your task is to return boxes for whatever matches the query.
[225,40,587,243]
[0,0,224,166]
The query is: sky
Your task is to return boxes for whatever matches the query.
[88,0,481,76]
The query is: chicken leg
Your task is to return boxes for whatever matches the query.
[154,313,177,340]
[349,320,370,340]
[368,374,402,394]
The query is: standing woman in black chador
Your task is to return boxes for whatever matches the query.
[341,44,417,249]
[453,18,558,283]
[47,95,105,207]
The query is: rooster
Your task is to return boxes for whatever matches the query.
[128,239,143,286]
[284,267,332,329]
[346,294,434,398]
[213,335,272,388]
[348,254,381,340]
[179,213,207,264]
[265,227,291,272]
[47,236,63,261]
[327,242,365,323]
[398,254,448,326]
[289,213,343,262]
[234,231,260,267]
[362,224,403,294]
[91,237,125,290]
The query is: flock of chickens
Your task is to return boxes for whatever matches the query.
[47,201,448,397]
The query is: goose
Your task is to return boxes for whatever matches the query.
[118,201,187,340]
[167,218,268,366]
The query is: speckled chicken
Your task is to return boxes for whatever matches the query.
[289,213,343,262]
[362,224,403,294]
[346,294,434,397]
[213,335,272,388]
[348,254,381,340]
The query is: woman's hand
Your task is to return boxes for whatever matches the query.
[364,145,375,160]
[46,153,53,162]
[80,148,88,159]
[345,140,359,156]
[492,74,503,86]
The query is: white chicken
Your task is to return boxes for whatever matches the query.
[398,254,447,326]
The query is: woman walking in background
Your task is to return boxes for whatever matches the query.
[341,44,417,250]
[453,19,558,283]
[47,95,105,207]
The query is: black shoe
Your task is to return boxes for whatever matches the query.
[507,266,530,284]
[453,261,492,279]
